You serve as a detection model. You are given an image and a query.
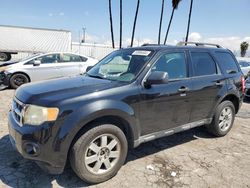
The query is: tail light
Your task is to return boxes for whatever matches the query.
[241,76,245,93]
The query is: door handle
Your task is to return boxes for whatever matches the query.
[178,87,189,92]
[215,81,223,86]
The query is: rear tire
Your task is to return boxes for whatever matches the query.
[206,101,235,137]
[70,124,128,184]
[9,73,29,89]
[0,52,11,62]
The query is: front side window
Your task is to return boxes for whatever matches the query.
[26,54,60,64]
[61,54,82,63]
[191,52,217,76]
[87,49,154,82]
[152,52,187,80]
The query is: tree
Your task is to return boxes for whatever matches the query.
[240,41,249,57]
[131,0,140,47]
[158,0,165,44]
[163,0,181,44]
[119,0,123,49]
[108,0,115,48]
[185,0,193,43]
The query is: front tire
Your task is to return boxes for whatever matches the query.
[70,124,128,184]
[207,101,235,137]
[9,73,29,89]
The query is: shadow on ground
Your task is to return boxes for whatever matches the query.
[0,126,213,187]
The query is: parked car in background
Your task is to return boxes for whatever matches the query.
[237,57,250,77]
[0,52,98,89]
[245,77,250,99]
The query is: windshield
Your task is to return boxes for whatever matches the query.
[87,49,154,82]
[20,53,43,62]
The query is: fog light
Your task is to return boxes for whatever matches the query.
[23,142,40,156]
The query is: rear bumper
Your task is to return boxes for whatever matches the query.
[8,110,65,174]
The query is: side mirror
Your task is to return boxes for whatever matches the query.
[33,60,41,66]
[86,66,94,72]
[144,71,169,88]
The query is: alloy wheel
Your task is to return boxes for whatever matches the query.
[219,106,233,132]
[84,134,121,175]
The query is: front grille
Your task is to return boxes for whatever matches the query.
[0,72,5,81]
[12,98,25,126]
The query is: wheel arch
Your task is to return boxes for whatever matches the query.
[220,94,240,114]
[10,71,31,82]
[55,100,140,168]
[218,93,240,114]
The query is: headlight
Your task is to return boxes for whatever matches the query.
[0,66,7,72]
[23,105,59,125]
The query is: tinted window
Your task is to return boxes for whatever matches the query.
[191,52,217,76]
[80,56,88,62]
[215,52,239,73]
[27,54,60,64]
[61,54,82,62]
[152,52,187,79]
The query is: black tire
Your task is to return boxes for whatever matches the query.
[206,101,235,137]
[70,124,128,184]
[9,73,29,89]
[0,52,11,62]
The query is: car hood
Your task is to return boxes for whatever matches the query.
[0,60,19,67]
[15,75,126,105]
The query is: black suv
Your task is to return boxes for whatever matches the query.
[8,42,245,183]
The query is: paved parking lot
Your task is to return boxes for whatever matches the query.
[0,89,250,188]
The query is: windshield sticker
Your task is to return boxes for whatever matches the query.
[132,50,151,56]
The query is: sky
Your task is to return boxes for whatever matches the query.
[1,0,250,53]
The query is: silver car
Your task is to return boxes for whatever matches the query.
[0,52,98,89]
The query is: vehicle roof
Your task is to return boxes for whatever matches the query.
[125,44,230,53]
[29,52,95,58]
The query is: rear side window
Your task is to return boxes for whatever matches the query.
[191,52,217,76]
[61,54,82,63]
[215,52,239,74]
[80,56,88,62]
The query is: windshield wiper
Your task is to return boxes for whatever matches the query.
[86,73,104,79]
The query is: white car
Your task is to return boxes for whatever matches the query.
[0,52,98,89]
[237,57,250,77]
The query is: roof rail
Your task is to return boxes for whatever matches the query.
[177,42,222,48]
[141,43,161,46]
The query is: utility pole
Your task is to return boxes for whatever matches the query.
[82,27,86,43]
[185,0,193,44]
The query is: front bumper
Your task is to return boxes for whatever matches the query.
[8,110,65,174]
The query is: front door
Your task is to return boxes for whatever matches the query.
[24,53,61,81]
[139,50,193,135]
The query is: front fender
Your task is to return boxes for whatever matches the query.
[53,99,139,167]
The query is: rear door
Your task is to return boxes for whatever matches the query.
[58,53,84,77]
[188,50,227,122]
